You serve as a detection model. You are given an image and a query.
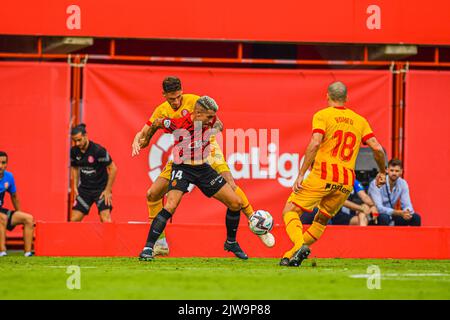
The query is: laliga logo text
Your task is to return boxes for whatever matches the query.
[148,126,299,188]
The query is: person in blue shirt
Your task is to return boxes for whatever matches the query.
[368,158,421,226]
[0,151,35,257]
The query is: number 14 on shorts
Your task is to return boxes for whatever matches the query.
[171,170,183,180]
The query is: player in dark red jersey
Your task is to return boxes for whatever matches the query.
[139,96,248,260]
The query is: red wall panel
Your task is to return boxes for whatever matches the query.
[405,71,450,226]
[35,222,450,259]
[1,1,450,45]
[0,62,71,224]
[83,65,392,225]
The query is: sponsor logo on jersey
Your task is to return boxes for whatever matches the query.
[325,183,351,195]
[80,167,96,175]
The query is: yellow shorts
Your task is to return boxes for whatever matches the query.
[159,161,173,180]
[287,173,354,218]
[158,140,230,180]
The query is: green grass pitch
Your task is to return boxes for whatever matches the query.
[1,254,449,300]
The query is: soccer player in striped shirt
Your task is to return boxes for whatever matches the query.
[280,81,387,267]
[139,96,249,260]
[132,77,274,255]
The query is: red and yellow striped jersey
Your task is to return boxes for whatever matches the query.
[146,94,200,126]
[162,112,217,162]
[310,106,374,186]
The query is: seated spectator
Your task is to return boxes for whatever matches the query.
[0,151,35,257]
[332,179,379,226]
[368,159,421,226]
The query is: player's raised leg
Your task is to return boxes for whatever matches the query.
[139,189,183,261]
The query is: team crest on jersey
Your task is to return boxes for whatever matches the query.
[181,109,189,116]
[88,156,95,163]
[164,119,172,129]
[4,182,9,190]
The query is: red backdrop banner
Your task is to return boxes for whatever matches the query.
[83,65,392,225]
[405,71,450,227]
[35,223,450,259]
[1,1,450,45]
[0,62,71,225]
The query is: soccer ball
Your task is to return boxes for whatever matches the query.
[249,210,274,235]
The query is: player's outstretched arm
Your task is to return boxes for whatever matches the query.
[132,125,149,157]
[365,137,387,187]
[294,132,323,192]
[132,120,163,157]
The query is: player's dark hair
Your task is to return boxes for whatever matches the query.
[388,158,403,169]
[162,76,182,93]
[0,151,8,161]
[71,123,87,135]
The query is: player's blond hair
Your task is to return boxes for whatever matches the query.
[197,96,219,112]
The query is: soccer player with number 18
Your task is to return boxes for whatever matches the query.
[280,81,387,267]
